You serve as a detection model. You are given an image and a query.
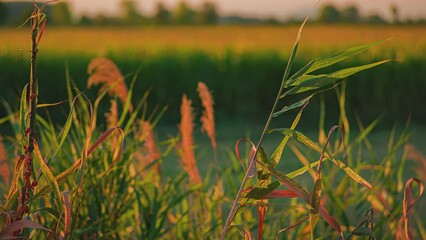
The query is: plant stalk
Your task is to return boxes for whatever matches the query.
[17,11,39,222]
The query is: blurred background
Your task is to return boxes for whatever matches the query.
[0,0,425,138]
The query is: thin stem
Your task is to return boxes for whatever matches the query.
[219,22,303,237]
[219,81,284,239]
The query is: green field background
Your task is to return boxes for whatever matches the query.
[1,25,425,125]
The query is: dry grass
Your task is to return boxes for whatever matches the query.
[1,25,425,58]
[197,82,216,150]
[178,95,201,184]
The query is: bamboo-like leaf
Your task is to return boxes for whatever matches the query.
[273,128,392,216]
[352,226,375,237]
[273,95,313,117]
[34,142,63,209]
[280,17,308,85]
[257,161,343,237]
[20,84,29,138]
[262,189,298,199]
[33,159,81,200]
[50,96,80,161]
[243,181,281,200]
[269,101,308,168]
[283,60,390,96]
[4,155,25,210]
[36,100,68,108]
[34,127,124,199]
[0,220,51,238]
[285,40,386,87]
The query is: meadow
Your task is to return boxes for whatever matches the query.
[0,18,426,239]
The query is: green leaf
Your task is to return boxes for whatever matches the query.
[243,181,281,200]
[34,143,63,209]
[285,40,387,87]
[272,95,313,117]
[257,161,343,236]
[352,226,375,237]
[283,60,390,96]
[269,101,308,167]
[280,17,308,85]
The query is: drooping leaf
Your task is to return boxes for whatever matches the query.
[257,161,343,237]
[396,178,424,240]
[0,220,51,238]
[273,128,392,216]
[235,138,257,178]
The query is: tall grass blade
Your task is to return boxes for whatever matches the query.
[33,142,63,208]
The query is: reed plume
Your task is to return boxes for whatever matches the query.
[178,95,201,184]
[197,82,216,150]
[0,135,10,186]
[135,121,162,185]
[105,99,119,150]
[87,57,133,111]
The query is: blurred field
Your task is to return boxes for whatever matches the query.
[1,25,426,125]
[1,25,426,57]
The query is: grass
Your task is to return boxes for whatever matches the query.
[0,5,425,239]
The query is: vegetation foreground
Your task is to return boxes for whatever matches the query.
[0,5,425,240]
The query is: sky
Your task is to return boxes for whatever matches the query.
[5,0,426,21]
[66,0,426,20]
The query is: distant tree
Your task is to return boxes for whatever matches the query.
[342,5,361,23]
[173,1,196,24]
[390,4,399,24]
[121,0,143,24]
[366,13,387,24]
[264,17,280,25]
[154,2,171,24]
[196,2,218,24]
[50,2,72,25]
[318,4,341,23]
[0,2,7,24]
[79,15,92,25]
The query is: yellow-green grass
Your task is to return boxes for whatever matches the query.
[1,25,426,58]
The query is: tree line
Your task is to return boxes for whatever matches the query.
[0,1,425,26]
